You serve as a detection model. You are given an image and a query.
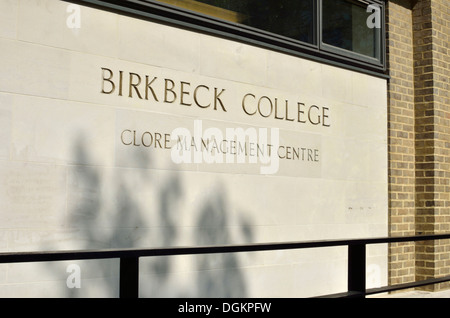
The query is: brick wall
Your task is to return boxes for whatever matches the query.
[386,0,416,287]
[387,0,450,291]
[413,0,450,291]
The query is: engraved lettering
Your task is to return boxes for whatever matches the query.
[101,68,331,126]
[133,130,140,146]
[194,85,210,108]
[101,67,115,94]
[121,129,132,145]
[323,107,331,127]
[155,132,163,148]
[141,131,153,147]
[164,79,177,103]
[145,76,159,101]
[258,96,272,118]
[241,93,331,127]
[180,81,192,106]
[129,73,143,99]
[119,70,124,96]
[274,98,283,120]
[242,93,257,115]
[308,105,321,125]
[297,102,306,123]
[214,88,226,111]
[285,100,295,121]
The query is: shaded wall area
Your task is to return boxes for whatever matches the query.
[51,136,255,297]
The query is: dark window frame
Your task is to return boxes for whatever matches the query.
[319,0,385,68]
[67,0,387,78]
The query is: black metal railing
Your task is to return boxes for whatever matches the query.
[1,233,450,298]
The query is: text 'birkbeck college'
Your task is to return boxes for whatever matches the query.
[100,67,331,127]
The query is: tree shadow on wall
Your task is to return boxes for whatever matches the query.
[69,137,145,248]
[62,136,147,297]
[44,134,253,298]
[194,189,250,298]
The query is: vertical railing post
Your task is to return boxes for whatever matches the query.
[348,243,366,298]
[120,257,139,298]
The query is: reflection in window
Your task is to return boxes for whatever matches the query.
[322,0,379,58]
[158,0,315,44]
[153,0,383,66]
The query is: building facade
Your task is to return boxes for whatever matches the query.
[0,0,448,297]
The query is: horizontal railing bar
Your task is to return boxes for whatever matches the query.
[319,275,450,298]
[1,233,450,298]
[366,275,450,295]
[315,291,364,298]
[1,233,450,264]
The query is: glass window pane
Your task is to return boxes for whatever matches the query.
[322,0,379,58]
[157,0,315,44]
